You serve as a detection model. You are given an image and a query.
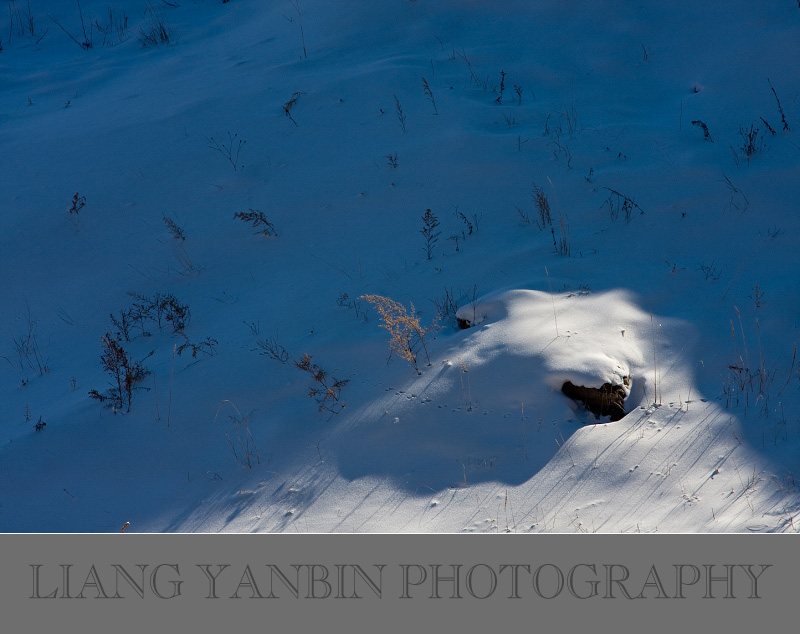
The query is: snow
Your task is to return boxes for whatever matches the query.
[1,0,799,532]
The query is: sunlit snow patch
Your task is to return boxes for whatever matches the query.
[450,288,660,420]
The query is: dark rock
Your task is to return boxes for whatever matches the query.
[456,317,471,329]
[561,380,627,421]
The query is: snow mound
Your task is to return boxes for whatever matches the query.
[335,289,688,491]
[452,288,650,411]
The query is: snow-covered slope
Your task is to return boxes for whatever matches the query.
[1,0,799,532]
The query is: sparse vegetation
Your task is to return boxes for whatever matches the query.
[139,1,172,47]
[767,78,790,132]
[532,182,552,229]
[162,216,186,241]
[215,401,260,468]
[501,112,517,128]
[456,208,474,237]
[254,333,290,363]
[69,192,86,215]
[293,353,349,414]
[750,284,765,309]
[233,210,277,236]
[723,307,774,416]
[601,188,643,222]
[722,173,749,213]
[7,304,50,376]
[92,6,129,46]
[394,94,407,133]
[515,205,531,225]
[176,335,218,359]
[10,1,36,38]
[337,292,368,321]
[699,261,722,281]
[206,132,245,171]
[738,123,765,165]
[421,77,438,114]
[456,48,487,90]
[495,70,506,104]
[360,294,438,374]
[551,215,570,256]
[431,287,459,322]
[283,91,306,126]
[111,292,191,341]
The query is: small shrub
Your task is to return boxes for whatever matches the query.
[233,210,277,236]
[495,70,506,104]
[501,112,517,128]
[162,216,185,240]
[456,208,473,236]
[420,208,440,260]
[337,292,368,321]
[422,77,438,114]
[293,353,348,414]
[750,284,765,309]
[699,261,722,281]
[360,294,439,374]
[431,287,459,321]
[283,92,306,126]
[531,183,552,229]
[722,173,749,213]
[215,401,260,468]
[394,95,407,133]
[176,336,218,359]
[35,416,46,432]
[724,309,774,414]
[69,192,86,214]
[9,304,49,375]
[449,234,461,252]
[551,215,571,257]
[515,205,531,225]
[431,287,458,322]
[162,294,190,332]
[767,78,790,132]
[139,1,172,46]
[206,132,245,171]
[110,307,135,341]
[10,0,38,39]
[161,217,193,272]
[92,7,129,46]
[738,123,765,165]
[113,292,191,340]
[601,188,643,223]
[254,333,289,363]
[89,333,150,412]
